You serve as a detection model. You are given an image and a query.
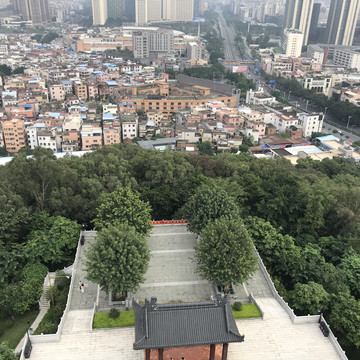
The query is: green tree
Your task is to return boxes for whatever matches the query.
[197,141,214,156]
[194,218,257,288]
[289,282,330,315]
[0,262,47,315]
[340,249,360,298]
[329,292,360,347]
[85,223,150,293]
[0,64,12,76]
[93,186,152,235]
[0,342,17,360]
[180,184,241,234]
[25,216,80,266]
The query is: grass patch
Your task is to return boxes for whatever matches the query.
[0,310,38,349]
[93,311,135,328]
[231,303,262,319]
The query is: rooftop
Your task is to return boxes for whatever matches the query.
[133,295,244,350]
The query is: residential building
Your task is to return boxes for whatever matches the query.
[49,84,65,101]
[74,82,88,101]
[308,2,321,43]
[282,29,304,58]
[81,124,102,150]
[246,88,276,105]
[26,123,46,149]
[333,48,360,71]
[135,0,194,24]
[298,112,324,137]
[92,0,108,25]
[325,0,360,46]
[2,119,26,153]
[307,44,325,64]
[187,42,202,61]
[133,29,174,59]
[283,0,314,45]
[121,113,138,140]
[15,0,50,24]
[37,130,58,152]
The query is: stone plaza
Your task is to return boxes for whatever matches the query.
[29,224,343,360]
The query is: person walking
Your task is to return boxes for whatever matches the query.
[81,283,85,293]
[79,281,82,291]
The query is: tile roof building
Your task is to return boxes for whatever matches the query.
[133,295,244,360]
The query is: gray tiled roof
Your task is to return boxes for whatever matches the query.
[133,295,244,350]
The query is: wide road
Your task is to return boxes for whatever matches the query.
[218,12,241,60]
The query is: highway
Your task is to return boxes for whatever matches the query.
[218,13,240,60]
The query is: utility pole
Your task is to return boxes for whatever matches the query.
[347,115,352,129]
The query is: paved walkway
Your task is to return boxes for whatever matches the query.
[70,232,108,311]
[29,298,340,360]
[15,308,48,353]
[134,224,215,303]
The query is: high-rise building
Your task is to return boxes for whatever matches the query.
[92,0,108,25]
[283,0,314,45]
[14,0,49,24]
[325,0,360,46]
[133,28,174,59]
[124,0,135,21]
[107,0,123,20]
[308,2,320,43]
[135,0,194,24]
[282,28,304,57]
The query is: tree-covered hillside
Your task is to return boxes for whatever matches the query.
[1,145,360,352]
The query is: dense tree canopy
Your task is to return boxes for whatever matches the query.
[1,143,360,352]
[195,218,257,287]
[93,186,152,235]
[180,184,241,234]
[85,223,150,294]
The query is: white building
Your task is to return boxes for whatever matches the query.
[283,0,313,45]
[282,28,304,58]
[121,113,138,140]
[298,112,324,138]
[135,0,193,24]
[26,123,46,149]
[307,44,325,64]
[187,42,201,61]
[37,131,58,152]
[274,114,299,132]
[302,75,332,96]
[92,0,108,25]
[333,48,360,71]
[246,88,276,105]
[133,29,174,59]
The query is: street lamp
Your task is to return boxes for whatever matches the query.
[347,115,352,129]
[324,107,328,120]
[288,90,292,99]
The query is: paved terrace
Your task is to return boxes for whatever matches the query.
[29,225,341,360]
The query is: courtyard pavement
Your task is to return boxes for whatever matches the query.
[28,224,342,360]
[134,224,215,303]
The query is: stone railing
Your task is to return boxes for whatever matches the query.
[320,315,348,360]
[249,293,264,319]
[150,220,187,225]
[255,249,348,359]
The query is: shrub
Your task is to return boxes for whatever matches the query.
[109,308,120,319]
[34,321,58,334]
[233,301,242,311]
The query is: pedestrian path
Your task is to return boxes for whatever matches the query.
[15,308,48,353]
[70,232,108,311]
[62,310,93,334]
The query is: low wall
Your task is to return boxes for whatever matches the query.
[320,315,348,360]
[150,220,187,225]
[249,293,265,319]
[29,231,84,344]
[255,249,348,359]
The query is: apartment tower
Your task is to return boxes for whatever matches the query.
[325,0,360,46]
[92,0,108,25]
[283,0,314,45]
